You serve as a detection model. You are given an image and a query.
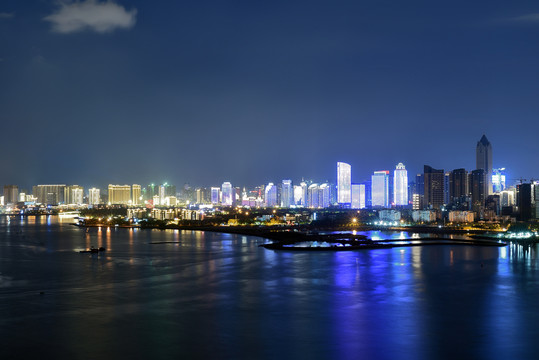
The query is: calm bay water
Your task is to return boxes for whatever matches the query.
[1,216,539,359]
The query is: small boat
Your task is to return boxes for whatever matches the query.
[79,247,106,253]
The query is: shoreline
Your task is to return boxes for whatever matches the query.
[73,223,508,249]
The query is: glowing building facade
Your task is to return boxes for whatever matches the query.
[265,183,277,207]
[393,163,408,206]
[132,185,141,206]
[108,185,131,205]
[337,162,351,205]
[281,180,293,208]
[88,188,100,205]
[221,182,233,206]
[211,187,220,204]
[371,171,389,208]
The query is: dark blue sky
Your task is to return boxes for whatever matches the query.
[1,1,538,189]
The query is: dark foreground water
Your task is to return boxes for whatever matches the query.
[1,216,539,360]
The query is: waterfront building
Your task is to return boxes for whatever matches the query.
[3,185,19,205]
[412,210,437,223]
[88,188,100,205]
[379,210,401,222]
[371,171,389,208]
[476,135,493,195]
[132,185,141,206]
[500,189,516,207]
[393,163,408,207]
[221,182,233,206]
[448,211,475,223]
[281,180,293,208]
[492,168,506,193]
[265,183,278,207]
[108,185,131,205]
[337,162,351,206]
[33,184,66,205]
[424,165,444,209]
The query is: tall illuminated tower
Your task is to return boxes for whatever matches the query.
[476,135,492,195]
[281,180,293,208]
[393,163,408,206]
[371,171,389,208]
[265,183,277,207]
[132,185,141,205]
[337,162,351,205]
[221,182,233,206]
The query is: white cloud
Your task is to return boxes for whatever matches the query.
[507,13,539,23]
[0,12,15,19]
[44,0,137,34]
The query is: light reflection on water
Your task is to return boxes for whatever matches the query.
[1,216,539,359]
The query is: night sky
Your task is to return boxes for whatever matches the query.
[1,1,538,189]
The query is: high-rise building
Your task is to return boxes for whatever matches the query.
[108,185,131,205]
[307,184,320,208]
[476,135,493,195]
[492,168,506,193]
[517,183,534,221]
[337,162,351,205]
[424,165,444,209]
[319,183,331,208]
[393,163,408,207]
[534,182,539,220]
[351,184,366,209]
[211,187,220,204]
[3,185,19,205]
[265,183,278,207]
[293,185,303,206]
[371,171,389,208]
[281,180,293,208]
[132,185,141,206]
[33,185,66,205]
[444,172,450,206]
[88,188,100,205]
[221,182,233,206]
[301,181,308,207]
[65,185,84,205]
[469,169,486,213]
[449,168,468,207]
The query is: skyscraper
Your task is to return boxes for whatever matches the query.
[476,135,492,195]
[424,165,444,209]
[265,183,278,207]
[221,182,233,206]
[3,185,19,205]
[88,188,100,205]
[281,179,293,208]
[393,163,408,206]
[470,169,486,213]
[132,185,141,205]
[337,162,351,205]
[108,185,131,205]
[371,171,389,208]
[211,187,220,204]
[449,168,468,207]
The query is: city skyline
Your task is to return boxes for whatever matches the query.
[1,1,539,187]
